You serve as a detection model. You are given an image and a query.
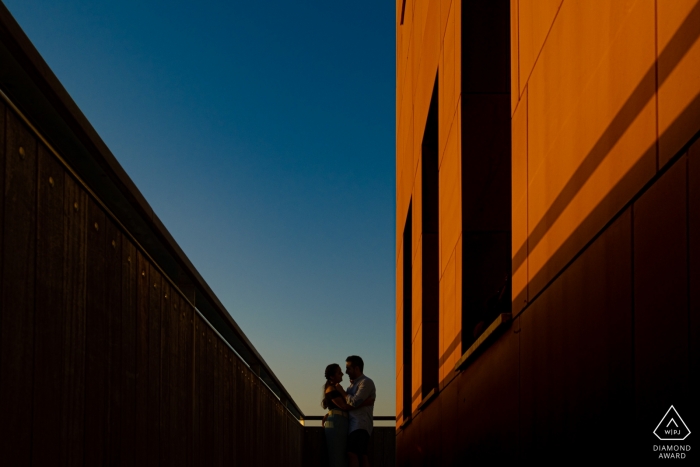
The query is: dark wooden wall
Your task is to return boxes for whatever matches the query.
[0,101,303,466]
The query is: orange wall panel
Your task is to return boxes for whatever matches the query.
[395,0,468,424]
[454,233,462,346]
[439,124,461,275]
[454,0,462,104]
[397,0,698,456]
[439,252,457,383]
[512,87,528,314]
[396,368,404,423]
[414,3,441,155]
[517,0,562,96]
[440,2,456,163]
[411,326,422,412]
[412,237,423,339]
[412,167,422,262]
[440,0,452,41]
[657,0,700,167]
[438,273,446,384]
[526,0,657,296]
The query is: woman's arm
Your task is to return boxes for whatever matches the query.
[326,387,354,411]
[331,396,353,411]
[329,396,375,411]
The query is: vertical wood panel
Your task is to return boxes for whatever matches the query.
[104,221,122,466]
[32,144,65,465]
[244,365,253,466]
[61,175,87,467]
[84,198,108,466]
[179,297,194,467]
[261,388,268,467]
[208,327,218,467]
[120,239,137,467]
[192,313,201,465]
[148,263,162,466]
[199,324,210,466]
[230,349,237,465]
[254,375,261,466]
[135,252,150,461]
[0,108,312,467]
[0,112,37,466]
[0,96,313,467]
[224,346,231,465]
[159,280,174,467]
[212,334,222,467]
[193,315,205,465]
[238,361,245,465]
[206,325,215,467]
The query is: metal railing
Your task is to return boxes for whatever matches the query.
[302,415,396,422]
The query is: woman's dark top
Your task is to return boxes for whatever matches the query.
[324,389,342,410]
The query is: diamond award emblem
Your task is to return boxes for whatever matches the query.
[654,405,690,441]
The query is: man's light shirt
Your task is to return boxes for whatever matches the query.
[346,374,376,435]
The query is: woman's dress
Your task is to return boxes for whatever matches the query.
[324,389,348,467]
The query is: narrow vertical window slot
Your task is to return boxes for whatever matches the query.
[422,74,439,398]
[402,202,412,422]
[460,1,512,352]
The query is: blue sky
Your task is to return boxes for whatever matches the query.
[5,0,396,419]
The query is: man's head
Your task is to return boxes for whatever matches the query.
[345,355,364,380]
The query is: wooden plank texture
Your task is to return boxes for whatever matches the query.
[0,68,321,467]
[32,144,65,465]
[105,218,122,466]
[0,112,37,466]
[179,296,194,467]
[0,105,318,467]
[61,175,87,467]
[135,252,150,461]
[193,314,206,465]
[84,198,108,466]
[0,113,37,466]
[120,239,137,466]
[147,263,162,466]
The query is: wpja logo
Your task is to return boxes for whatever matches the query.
[653,405,691,459]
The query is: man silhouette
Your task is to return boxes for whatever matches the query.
[335,355,375,467]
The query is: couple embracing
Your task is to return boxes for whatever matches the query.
[321,355,376,467]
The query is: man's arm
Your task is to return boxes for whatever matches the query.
[345,378,375,407]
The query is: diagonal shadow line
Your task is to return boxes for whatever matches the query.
[412,386,423,402]
[438,330,462,367]
[514,89,700,310]
[512,0,700,273]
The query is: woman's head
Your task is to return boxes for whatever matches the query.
[321,363,343,409]
[324,363,343,385]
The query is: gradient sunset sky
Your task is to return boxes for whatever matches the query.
[5,0,396,421]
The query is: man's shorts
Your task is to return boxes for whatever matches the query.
[347,429,370,456]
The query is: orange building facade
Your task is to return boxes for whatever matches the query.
[396,0,699,462]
